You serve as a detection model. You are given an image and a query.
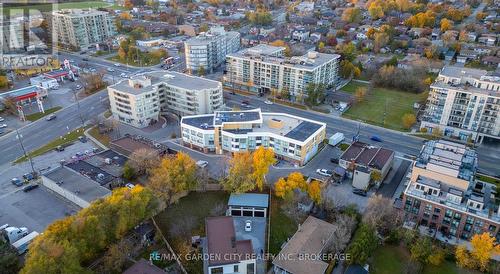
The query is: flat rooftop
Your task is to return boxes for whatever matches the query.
[228,45,340,70]
[109,71,221,95]
[214,110,262,125]
[44,167,111,204]
[66,160,115,186]
[246,44,285,56]
[228,193,269,208]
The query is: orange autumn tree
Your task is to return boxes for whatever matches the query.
[307,180,322,203]
[455,232,500,272]
[252,147,276,191]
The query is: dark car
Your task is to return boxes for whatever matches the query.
[241,100,250,105]
[11,178,23,187]
[352,189,367,196]
[330,157,339,164]
[370,135,383,142]
[23,184,39,192]
[82,58,89,61]
[78,136,87,143]
[55,145,65,152]
[22,173,35,181]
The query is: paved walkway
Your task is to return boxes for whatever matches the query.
[376,159,411,198]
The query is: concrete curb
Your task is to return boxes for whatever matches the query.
[84,127,107,150]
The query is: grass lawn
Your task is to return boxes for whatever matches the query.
[372,245,481,274]
[269,198,298,255]
[14,126,87,163]
[341,82,428,131]
[2,1,111,15]
[107,55,161,67]
[88,126,111,147]
[476,174,500,188]
[155,191,229,274]
[339,143,350,151]
[25,107,62,122]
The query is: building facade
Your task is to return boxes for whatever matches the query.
[224,44,340,102]
[1,18,24,53]
[108,71,223,128]
[184,26,240,73]
[180,108,326,166]
[421,66,500,143]
[402,140,500,242]
[51,9,116,50]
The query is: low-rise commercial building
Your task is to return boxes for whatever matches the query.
[402,139,499,242]
[108,71,223,128]
[224,44,340,101]
[180,108,326,166]
[184,26,240,73]
[421,66,500,143]
[339,141,394,190]
[50,9,116,50]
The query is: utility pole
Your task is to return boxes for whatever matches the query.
[15,129,35,175]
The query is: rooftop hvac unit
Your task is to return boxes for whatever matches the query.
[97,173,105,180]
[104,158,112,165]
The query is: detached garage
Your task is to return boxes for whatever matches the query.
[227,193,269,218]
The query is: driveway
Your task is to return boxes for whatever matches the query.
[376,158,412,198]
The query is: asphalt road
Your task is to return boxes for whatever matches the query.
[223,93,500,175]
[0,89,108,165]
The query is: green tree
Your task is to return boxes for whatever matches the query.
[304,83,326,106]
[122,163,136,180]
[198,66,206,76]
[347,224,378,265]
[0,240,20,274]
[410,236,433,262]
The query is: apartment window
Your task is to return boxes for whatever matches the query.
[445,209,453,218]
[434,208,441,213]
[211,267,223,274]
[247,263,255,274]
[234,265,239,272]
[489,225,497,232]
[425,204,432,211]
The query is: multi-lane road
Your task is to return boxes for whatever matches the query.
[0,51,498,176]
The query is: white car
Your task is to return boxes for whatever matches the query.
[264,100,273,105]
[114,63,121,67]
[76,85,82,90]
[120,73,128,78]
[125,183,135,189]
[245,220,252,232]
[196,160,208,168]
[316,169,333,176]
[90,68,97,72]
[0,124,7,128]
[107,68,115,72]
[0,117,4,122]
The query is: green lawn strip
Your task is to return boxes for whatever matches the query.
[476,174,500,188]
[269,198,297,255]
[342,85,428,131]
[88,126,111,147]
[14,126,88,163]
[155,191,229,274]
[371,245,479,274]
[338,143,350,151]
[107,55,161,67]
[2,1,110,15]
[341,81,369,94]
[25,107,62,122]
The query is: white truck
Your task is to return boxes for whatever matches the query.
[0,224,29,244]
[328,133,345,147]
[12,231,39,255]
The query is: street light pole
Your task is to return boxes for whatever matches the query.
[15,128,36,175]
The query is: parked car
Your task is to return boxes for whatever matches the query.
[241,100,250,105]
[264,100,273,105]
[370,135,383,142]
[0,124,7,128]
[82,58,89,61]
[352,188,367,196]
[245,220,252,232]
[45,114,56,121]
[11,178,23,187]
[23,184,39,192]
[125,183,135,189]
[120,73,128,78]
[196,160,208,168]
[0,117,4,122]
[22,173,35,181]
[55,145,64,152]
[316,169,333,176]
[114,63,121,67]
[330,157,339,164]
[106,68,115,72]
[76,84,82,90]
[78,136,87,143]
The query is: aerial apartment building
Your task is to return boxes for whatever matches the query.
[51,9,116,50]
[224,44,340,102]
[108,71,223,128]
[421,66,500,143]
[402,139,499,242]
[0,18,24,53]
[180,108,326,166]
[184,26,240,73]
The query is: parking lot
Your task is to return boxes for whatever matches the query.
[0,141,97,232]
